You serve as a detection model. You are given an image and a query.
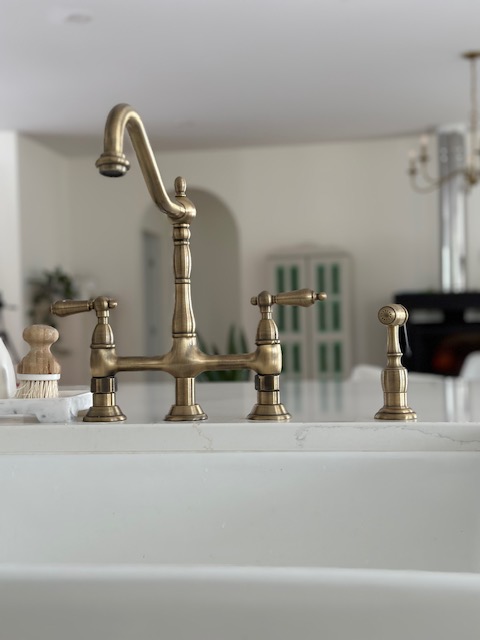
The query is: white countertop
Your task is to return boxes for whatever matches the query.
[2,378,480,453]
[110,377,480,424]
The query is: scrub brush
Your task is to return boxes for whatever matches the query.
[15,324,61,399]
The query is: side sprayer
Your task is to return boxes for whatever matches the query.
[374,304,417,421]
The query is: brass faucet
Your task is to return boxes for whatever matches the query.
[52,104,326,422]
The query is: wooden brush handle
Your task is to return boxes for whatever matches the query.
[17,324,61,376]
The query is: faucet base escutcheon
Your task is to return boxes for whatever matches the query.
[374,406,417,421]
[165,405,207,421]
[165,377,207,421]
[83,405,127,422]
[247,374,291,421]
[83,375,126,422]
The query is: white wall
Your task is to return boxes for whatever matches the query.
[18,136,72,280]
[14,136,89,378]
[0,132,23,360]
[16,131,480,381]
[67,154,155,361]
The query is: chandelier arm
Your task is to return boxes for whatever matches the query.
[408,174,442,194]
[418,161,438,185]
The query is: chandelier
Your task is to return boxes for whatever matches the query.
[408,51,480,193]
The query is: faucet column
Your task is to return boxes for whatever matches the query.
[51,296,126,422]
[247,289,326,420]
[165,190,207,421]
[85,297,125,422]
[172,223,196,337]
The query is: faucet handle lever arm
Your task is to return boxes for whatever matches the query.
[251,289,326,308]
[250,289,326,346]
[274,289,327,307]
[51,299,94,317]
[51,297,118,318]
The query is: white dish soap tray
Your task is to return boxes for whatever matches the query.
[0,387,92,423]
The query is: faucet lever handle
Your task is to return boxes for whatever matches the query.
[251,289,326,346]
[51,296,118,318]
[251,288,326,309]
[51,299,94,317]
[274,289,327,307]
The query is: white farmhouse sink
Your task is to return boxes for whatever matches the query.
[1,450,480,639]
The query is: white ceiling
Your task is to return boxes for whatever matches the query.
[1,0,480,154]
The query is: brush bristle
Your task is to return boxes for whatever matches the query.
[15,379,59,399]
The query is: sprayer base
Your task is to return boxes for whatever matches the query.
[247,403,291,421]
[374,406,417,421]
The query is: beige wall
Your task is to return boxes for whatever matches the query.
[0,132,23,358]
[18,136,72,279]
[11,131,480,380]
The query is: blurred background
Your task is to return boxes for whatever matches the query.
[2,0,480,383]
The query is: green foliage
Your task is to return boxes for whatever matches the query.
[29,267,79,326]
[197,325,250,382]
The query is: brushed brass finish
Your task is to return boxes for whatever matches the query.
[52,297,125,421]
[374,304,417,421]
[95,104,194,224]
[247,289,326,420]
[52,104,326,422]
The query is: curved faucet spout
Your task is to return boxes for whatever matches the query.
[95,103,195,224]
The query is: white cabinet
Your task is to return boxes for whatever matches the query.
[268,247,352,379]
